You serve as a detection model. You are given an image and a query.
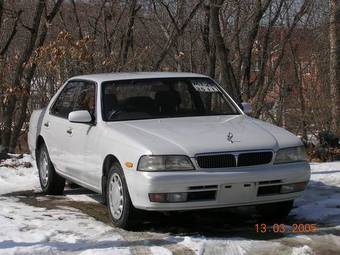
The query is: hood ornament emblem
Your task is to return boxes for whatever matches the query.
[227,132,239,144]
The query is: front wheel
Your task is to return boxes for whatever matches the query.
[37,143,65,195]
[256,200,294,220]
[106,163,136,229]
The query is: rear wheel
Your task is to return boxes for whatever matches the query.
[37,143,65,195]
[256,200,294,220]
[106,163,136,229]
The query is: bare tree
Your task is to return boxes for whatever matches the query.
[210,0,241,103]
[0,0,336,153]
[1,0,46,152]
[202,4,216,79]
[252,0,313,117]
[240,0,272,101]
[153,0,204,70]
[1,0,64,152]
[9,0,64,150]
[70,0,83,39]
[119,0,141,68]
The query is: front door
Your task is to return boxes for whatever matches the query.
[47,82,80,173]
[64,81,98,188]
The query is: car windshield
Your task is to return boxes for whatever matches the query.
[101,78,240,121]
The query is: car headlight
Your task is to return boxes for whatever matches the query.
[138,155,195,171]
[274,146,306,164]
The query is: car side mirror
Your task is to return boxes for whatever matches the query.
[241,102,252,114]
[68,110,93,123]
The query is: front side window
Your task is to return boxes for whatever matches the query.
[50,82,79,118]
[102,78,240,121]
[73,82,96,116]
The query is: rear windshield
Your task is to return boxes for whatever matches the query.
[101,78,240,121]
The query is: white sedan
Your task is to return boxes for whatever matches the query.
[28,72,310,229]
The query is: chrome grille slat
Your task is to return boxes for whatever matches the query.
[196,151,273,169]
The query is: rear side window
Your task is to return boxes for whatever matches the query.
[50,82,79,118]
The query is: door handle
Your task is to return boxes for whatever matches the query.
[66,128,73,135]
[44,122,49,127]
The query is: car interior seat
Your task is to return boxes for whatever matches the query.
[155,89,181,114]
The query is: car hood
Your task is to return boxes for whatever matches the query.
[108,115,302,156]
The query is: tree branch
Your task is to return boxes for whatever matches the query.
[154,0,204,69]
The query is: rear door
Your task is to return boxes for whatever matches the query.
[45,82,80,173]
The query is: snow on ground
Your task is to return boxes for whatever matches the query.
[0,154,39,195]
[0,155,340,254]
[293,162,340,224]
[0,155,130,255]
[0,197,127,255]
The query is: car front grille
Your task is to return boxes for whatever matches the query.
[196,154,236,168]
[238,151,273,166]
[196,151,273,169]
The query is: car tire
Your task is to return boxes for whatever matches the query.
[106,162,136,229]
[37,143,65,195]
[256,200,294,220]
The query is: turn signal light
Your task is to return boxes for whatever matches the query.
[280,182,307,194]
[149,192,188,203]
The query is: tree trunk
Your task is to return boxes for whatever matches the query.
[241,0,271,101]
[330,0,340,135]
[120,0,140,69]
[71,0,83,40]
[0,0,4,32]
[210,0,241,104]
[202,4,216,79]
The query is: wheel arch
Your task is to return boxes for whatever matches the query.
[35,135,46,159]
[101,154,122,195]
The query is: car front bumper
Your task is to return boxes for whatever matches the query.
[127,161,311,211]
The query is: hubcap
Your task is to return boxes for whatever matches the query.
[108,173,124,220]
[39,150,49,187]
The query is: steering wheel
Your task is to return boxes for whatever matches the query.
[107,105,139,120]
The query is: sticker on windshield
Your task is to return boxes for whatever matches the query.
[192,80,219,92]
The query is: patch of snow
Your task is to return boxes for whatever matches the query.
[150,246,172,255]
[180,236,289,255]
[78,247,131,255]
[66,194,101,203]
[291,245,314,255]
[0,154,39,195]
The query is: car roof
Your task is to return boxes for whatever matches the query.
[69,72,209,83]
